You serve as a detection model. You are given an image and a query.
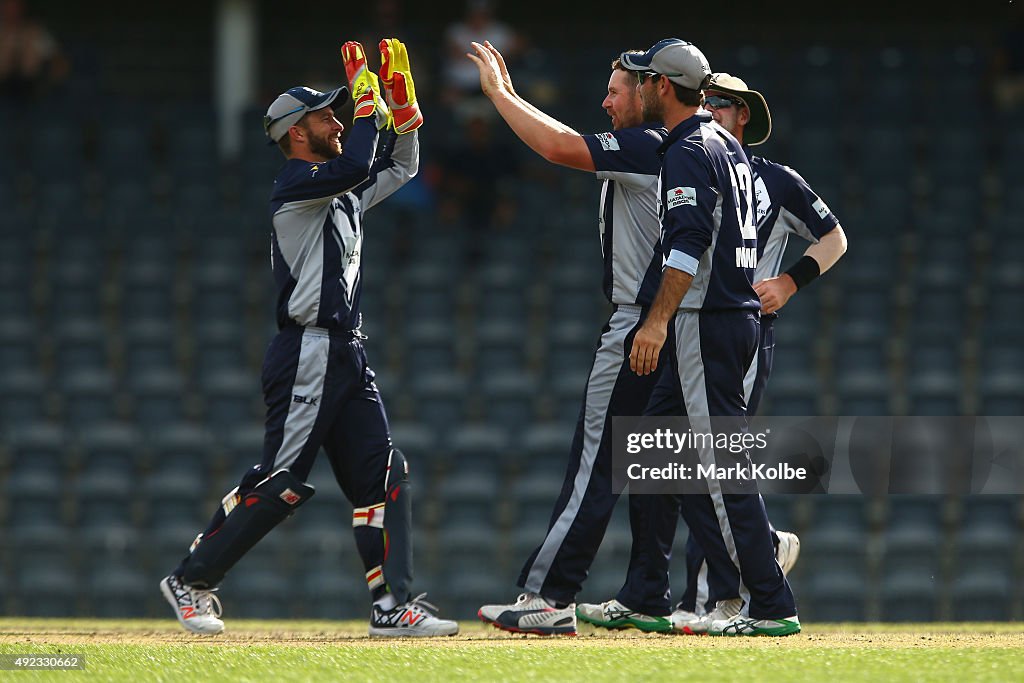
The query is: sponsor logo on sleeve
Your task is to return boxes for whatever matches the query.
[812,197,831,219]
[596,132,620,151]
[666,186,697,210]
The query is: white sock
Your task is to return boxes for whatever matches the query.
[375,594,397,611]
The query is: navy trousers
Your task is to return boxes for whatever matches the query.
[177,326,393,593]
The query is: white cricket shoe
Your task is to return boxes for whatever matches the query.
[669,608,704,634]
[478,593,577,636]
[576,599,672,632]
[160,574,224,635]
[672,597,742,634]
[775,530,801,575]
[369,593,459,637]
[709,613,801,637]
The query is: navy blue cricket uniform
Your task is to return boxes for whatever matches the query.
[516,124,677,609]
[175,119,419,597]
[676,151,842,614]
[618,112,797,620]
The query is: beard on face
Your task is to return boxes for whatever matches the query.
[640,88,664,124]
[307,128,342,159]
[614,101,642,130]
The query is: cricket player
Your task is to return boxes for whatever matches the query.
[579,72,847,635]
[159,39,457,637]
[467,41,676,635]
[616,39,801,636]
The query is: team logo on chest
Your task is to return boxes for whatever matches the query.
[754,176,771,226]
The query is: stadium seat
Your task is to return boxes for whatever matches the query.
[550,372,586,426]
[475,319,530,375]
[141,467,208,534]
[522,422,573,476]
[510,470,564,530]
[225,568,293,619]
[60,368,120,428]
[439,567,509,621]
[801,569,869,622]
[15,566,78,617]
[802,522,869,579]
[879,569,940,622]
[0,368,49,428]
[222,423,266,479]
[437,467,501,527]
[404,319,458,372]
[75,469,136,542]
[77,421,144,475]
[478,371,539,431]
[126,369,189,427]
[121,318,179,376]
[389,422,440,464]
[4,469,64,539]
[197,368,260,428]
[192,319,250,377]
[950,570,1014,621]
[87,564,149,617]
[409,371,469,428]
[297,568,368,620]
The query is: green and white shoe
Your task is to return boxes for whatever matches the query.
[576,599,672,633]
[709,614,801,637]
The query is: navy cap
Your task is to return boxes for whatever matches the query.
[619,39,711,90]
[264,85,350,143]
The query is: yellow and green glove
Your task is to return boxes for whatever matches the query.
[341,40,391,129]
[379,38,423,134]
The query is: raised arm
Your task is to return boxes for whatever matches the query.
[466,41,594,171]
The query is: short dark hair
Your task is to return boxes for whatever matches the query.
[277,133,293,156]
[671,82,704,106]
[275,112,310,157]
[670,73,711,106]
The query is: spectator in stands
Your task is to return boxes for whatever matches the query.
[991,3,1024,113]
[436,111,520,253]
[443,0,523,112]
[0,0,68,99]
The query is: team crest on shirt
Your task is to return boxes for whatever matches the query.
[596,132,620,151]
[666,186,696,210]
[310,164,320,177]
[754,176,771,225]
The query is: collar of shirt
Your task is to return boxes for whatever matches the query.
[656,110,714,157]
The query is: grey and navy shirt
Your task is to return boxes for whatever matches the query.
[657,111,760,312]
[582,124,667,307]
[268,120,418,332]
[748,151,841,283]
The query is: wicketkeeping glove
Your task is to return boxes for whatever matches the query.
[379,38,423,134]
[341,41,391,130]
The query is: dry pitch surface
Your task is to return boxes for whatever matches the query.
[2,618,1022,647]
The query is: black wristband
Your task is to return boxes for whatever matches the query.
[785,255,821,290]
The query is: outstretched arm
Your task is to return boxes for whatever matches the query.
[466,41,594,171]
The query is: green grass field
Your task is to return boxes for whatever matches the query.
[1,619,1021,682]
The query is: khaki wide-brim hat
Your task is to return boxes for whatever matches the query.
[707,73,772,146]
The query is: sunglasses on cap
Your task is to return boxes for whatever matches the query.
[705,95,746,110]
[636,71,662,86]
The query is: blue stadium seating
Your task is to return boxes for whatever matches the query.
[0,31,1019,621]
